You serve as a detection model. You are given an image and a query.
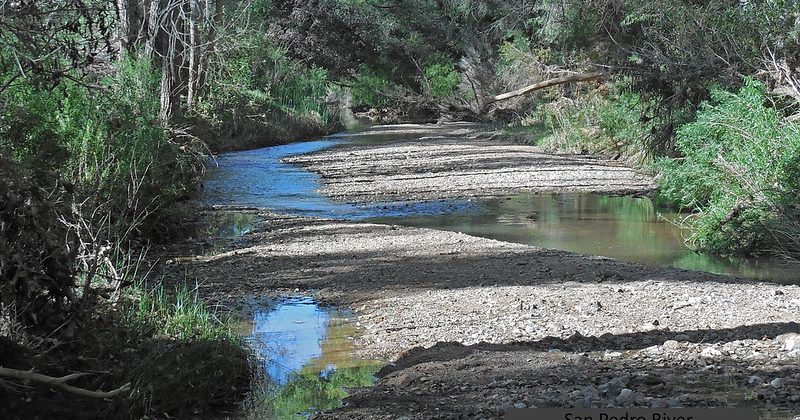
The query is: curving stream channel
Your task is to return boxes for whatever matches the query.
[202,131,800,418]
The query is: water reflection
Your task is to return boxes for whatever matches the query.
[371,193,800,284]
[203,212,257,238]
[244,297,382,419]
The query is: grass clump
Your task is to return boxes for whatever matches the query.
[516,79,658,164]
[657,79,800,258]
[121,282,251,416]
[123,282,236,341]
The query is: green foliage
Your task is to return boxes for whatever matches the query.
[533,0,599,52]
[2,56,202,220]
[424,55,459,98]
[350,65,391,107]
[123,282,237,341]
[657,79,800,256]
[201,33,332,127]
[527,79,657,163]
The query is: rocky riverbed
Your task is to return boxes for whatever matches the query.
[283,123,656,202]
[175,212,800,419]
[181,124,799,419]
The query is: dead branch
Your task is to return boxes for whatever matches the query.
[0,367,131,399]
[487,72,607,105]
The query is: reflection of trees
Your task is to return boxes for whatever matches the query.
[250,362,381,419]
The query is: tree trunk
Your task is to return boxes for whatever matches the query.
[117,0,130,58]
[144,0,160,59]
[487,72,606,105]
[186,0,200,108]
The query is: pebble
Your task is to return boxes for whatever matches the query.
[581,385,600,401]
[748,375,764,386]
[600,376,629,396]
[662,340,679,349]
[770,378,784,388]
[674,334,690,341]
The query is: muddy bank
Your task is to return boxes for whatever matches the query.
[173,211,800,418]
[284,123,656,202]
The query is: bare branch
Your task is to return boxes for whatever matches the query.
[0,367,131,399]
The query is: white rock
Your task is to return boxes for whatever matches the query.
[700,347,722,358]
[775,333,800,351]
[663,340,679,349]
[770,378,784,388]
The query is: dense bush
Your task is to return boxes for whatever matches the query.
[424,55,460,98]
[517,79,659,163]
[3,57,203,230]
[350,65,392,108]
[0,161,77,330]
[657,80,800,257]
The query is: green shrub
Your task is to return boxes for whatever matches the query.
[200,36,333,129]
[527,79,656,163]
[350,65,391,107]
[423,55,459,98]
[657,79,800,256]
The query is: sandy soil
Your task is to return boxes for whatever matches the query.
[177,125,799,419]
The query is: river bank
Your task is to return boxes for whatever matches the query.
[182,124,800,418]
[168,209,800,419]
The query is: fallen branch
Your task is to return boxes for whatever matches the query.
[487,72,607,105]
[0,367,131,398]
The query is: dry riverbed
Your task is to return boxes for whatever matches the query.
[283,123,656,202]
[179,125,798,419]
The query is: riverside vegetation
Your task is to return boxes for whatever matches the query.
[1,0,799,418]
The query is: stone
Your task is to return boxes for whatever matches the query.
[581,385,600,401]
[615,388,636,405]
[600,376,629,396]
[700,347,722,358]
[674,334,691,342]
[663,340,679,349]
[770,378,784,388]
[513,402,527,409]
[747,375,764,386]
[775,333,800,351]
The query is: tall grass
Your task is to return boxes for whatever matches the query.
[123,282,237,341]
